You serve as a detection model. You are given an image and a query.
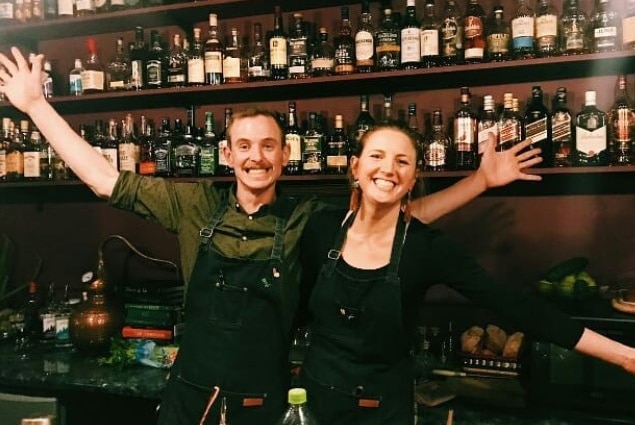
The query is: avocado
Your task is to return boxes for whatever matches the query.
[545,257,589,282]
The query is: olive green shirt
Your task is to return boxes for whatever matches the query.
[109,171,324,329]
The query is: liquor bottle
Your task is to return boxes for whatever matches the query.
[355,0,375,73]
[463,0,486,63]
[6,120,24,182]
[138,116,156,176]
[284,101,303,175]
[352,94,375,154]
[406,102,425,170]
[535,0,559,57]
[103,118,119,170]
[223,27,244,83]
[477,94,499,158]
[155,118,173,177]
[424,109,451,171]
[106,37,131,91]
[551,87,574,167]
[129,26,146,90]
[401,0,421,70]
[440,0,463,65]
[624,0,635,50]
[44,0,57,19]
[56,0,73,17]
[301,111,325,174]
[511,0,535,59]
[275,388,318,425]
[560,0,590,55]
[288,13,309,79]
[453,87,477,169]
[42,60,54,98]
[187,27,205,86]
[0,118,9,181]
[40,282,57,344]
[23,128,44,181]
[311,27,335,77]
[146,30,166,89]
[91,119,105,156]
[380,93,396,124]
[32,0,44,20]
[524,86,552,166]
[485,5,511,62]
[375,7,401,71]
[592,0,620,53]
[118,113,138,173]
[69,58,84,96]
[54,283,73,349]
[204,13,224,85]
[269,5,288,80]
[15,281,42,355]
[248,22,271,81]
[167,33,188,88]
[75,0,95,16]
[174,122,199,177]
[420,0,441,68]
[326,114,349,174]
[81,38,105,94]
[217,108,234,176]
[498,92,522,151]
[198,111,217,177]
[334,6,355,75]
[609,75,634,165]
[575,90,609,166]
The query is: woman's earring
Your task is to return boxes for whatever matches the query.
[352,179,359,189]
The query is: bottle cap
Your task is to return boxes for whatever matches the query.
[288,388,307,404]
[585,91,596,105]
[209,13,217,26]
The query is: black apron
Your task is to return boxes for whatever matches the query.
[158,196,291,425]
[300,211,415,425]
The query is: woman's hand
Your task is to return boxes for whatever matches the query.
[477,133,543,189]
[0,47,46,115]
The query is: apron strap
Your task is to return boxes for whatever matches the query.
[199,190,229,245]
[323,210,357,278]
[386,215,409,282]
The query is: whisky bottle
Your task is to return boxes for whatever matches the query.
[223,27,245,84]
[42,60,54,99]
[248,22,271,81]
[420,0,441,68]
[380,93,396,125]
[75,0,95,16]
[575,90,609,166]
[204,13,224,85]
[146,30,166,89]
[0,118,9,181]
[24,128,44,181]
[424,109,451,171]
[498,93,521,151]
[512,97,526,141]
[592,0,619,53]
[511,0,535,59]
[609,75,634,165]
[167,33,188,88]
[624,0,635,50]
[524,86,552,166]
[81,38,105,94]
[485,5,511,62]
[453,87,477,169]
[353,94,375,154]
[103,118,119,170]
[302,111,325,174]
[326,114,349,174]
[106,37,130,91]
[288,13,309,79]
[174,122,199,177]
[560,0,590,55]
[334,6,355,75]
[138,116,156,176]
[355,0,375,73]
[284,101,303,175]
[69,59,84,96]
[440,0,463,65]
[91,119,105,156]
[118,113,138,173]
[477,94,499,158]
[129,26,146,90]
[310,27,335,77]
[269,5,288,80]
[198,111,217,177]
[375,7,401,71]
[40,282,57,344]
[188,27,205,86]
[155,118,173,177]
[56,0,74,17]
[406,102,425,170]
[463,0,486,63]
[217,108,234,176]
[551,87,574,167]
[401,0,421,70]
[6,120,24,181]
[535,0,559,56]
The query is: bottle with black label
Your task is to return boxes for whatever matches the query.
[551,87,574,167]
[155,118,174,177]
[217,108,234,176]
[524,86,552,166]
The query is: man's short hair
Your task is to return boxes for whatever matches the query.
[227,107,285,146]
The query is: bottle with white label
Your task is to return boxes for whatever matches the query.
[575,90,609,166]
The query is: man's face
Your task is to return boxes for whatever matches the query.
[224,115,289,196]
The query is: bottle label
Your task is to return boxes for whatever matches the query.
[81,70,104,91]
[624,17,635,45]
[426,141,446,167]
[102,148,118,170]
[326,154,348,168]
[0,150,6,178]
[302,135,324,172]
[222,56,240,79]
[613,108,633,142]
[188,58,205,83]
[118,143,136,172]
[57,0,73,15]
[376,31,400,68]
[464,16,484,39]
[552,113,572,142]
[285,133,302,161]
[6,151,23,175]
[499,120,519,146]
[441,18,459,57]
[139,160,156,175]
[69,74,83,95]
[576,126,606,156]
[401,27,421,63]
[487,33,510,53]
[76,0,93,11]
[535,14,558,39]
[477,122,498,153]
[146,60,163,86]
[311,58,334,71]
[421,29,439,56]
[269,37,288,66]
[204,51,223,74]
[525,117,548,144]
[55,315,70,344]
[594,26,617,50]
[454,117,475,151]
[154,146,171,172]
[563,22,585,51]
[0,3,13,19]
[23,151,41,178]
[511,16,535,40]
[355,30,374,65]
[199,148,216,175]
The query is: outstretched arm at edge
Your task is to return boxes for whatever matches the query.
[411,133,543,223]
[575,327,635,375]
[0,47,119,199]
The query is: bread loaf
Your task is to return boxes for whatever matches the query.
[484,324,507,355]
[502,331,525,359]
[460,325,484,354]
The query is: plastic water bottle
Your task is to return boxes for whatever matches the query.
[275,388,319,425]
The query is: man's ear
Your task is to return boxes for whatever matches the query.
[223,144,233,168]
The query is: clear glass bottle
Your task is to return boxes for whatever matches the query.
[524,86,552,166]
[204,13,223,85]
[575,90,609,166]
[453,87,477,169]
[284,101,303,175]
[81,38,105,94]
[326,114,349,174]
[592,0,620,53]
[310,27,335,77]
[40,282,57,344]
[69,58,84,96]
[269,5,288,80]
[485,4,511,62]
[560,0,590,55]
[401,0,421,69]
[463,0,486,63]
[187,27,205,86]
[355,0,375,73]
[248,22,271,81]
[511,0,535,59]
[106,37,130,91]
[535,0,559,56]
[334,6,355,75]
[198,111,217,177]
[609,75,634,165]
[420,0,441,68]
[440,0,463,65]
[41,60,54,98]
[129,26,146,90]
[424,109,451,171]
[375,7,401,71]
[167,33,188,88]
[551,87,574,167]
[477,94,499,158]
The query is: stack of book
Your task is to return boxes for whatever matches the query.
[121,281,185,343]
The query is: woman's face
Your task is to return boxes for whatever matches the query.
[351,127,417,208]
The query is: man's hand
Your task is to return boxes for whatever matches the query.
[477,132,543,189]
[0,47,46,116]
